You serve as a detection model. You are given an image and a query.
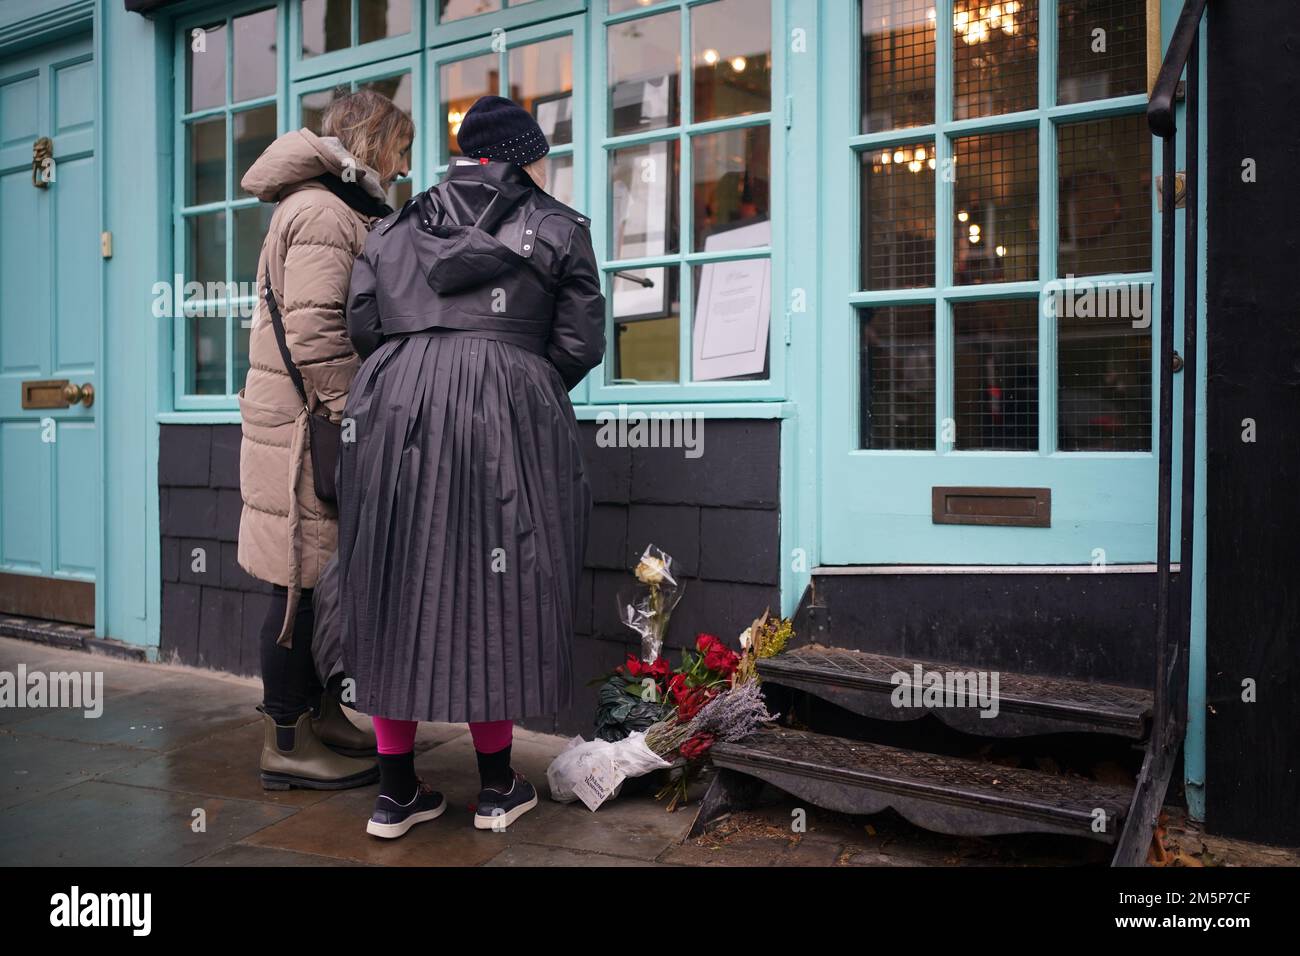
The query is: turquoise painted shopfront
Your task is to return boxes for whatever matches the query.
[0,0,1208,813]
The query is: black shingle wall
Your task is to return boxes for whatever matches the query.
[159,420,782,737]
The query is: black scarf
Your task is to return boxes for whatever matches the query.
[314,173,393,219]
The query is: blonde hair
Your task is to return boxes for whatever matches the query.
[322,89,414,184]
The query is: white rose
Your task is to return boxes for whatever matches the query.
[635,555,667,585]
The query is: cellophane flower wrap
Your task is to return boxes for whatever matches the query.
[618,544,683,665]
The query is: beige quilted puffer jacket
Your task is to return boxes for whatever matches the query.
[236,128,388,643]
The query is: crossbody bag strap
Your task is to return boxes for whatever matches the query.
[263,284,310,410]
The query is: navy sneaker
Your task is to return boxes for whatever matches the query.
[366,781,447,839]
[474,772,539,830]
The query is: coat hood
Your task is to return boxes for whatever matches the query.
[240,128,389,205]
[414,160,539,295]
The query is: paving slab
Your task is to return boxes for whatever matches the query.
[99,719,342,810]
[0,779,294,866]
[483,843,668,866]
[0,729,152,812]
[190,843,372,867]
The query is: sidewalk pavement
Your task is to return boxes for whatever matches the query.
[2,637,1295,868]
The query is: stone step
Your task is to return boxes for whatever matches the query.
[759,645,1153,739]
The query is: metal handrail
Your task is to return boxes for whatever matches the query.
[1148,0,1208,137]
[1114,0,1206,866]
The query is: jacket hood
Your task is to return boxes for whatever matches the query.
[240,128,389,204]
[414,160,538,295]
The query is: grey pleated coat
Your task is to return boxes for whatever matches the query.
[337,160,605,723]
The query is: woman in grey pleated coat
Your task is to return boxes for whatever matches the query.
[339,96,605,837]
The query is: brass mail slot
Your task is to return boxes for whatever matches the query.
[932,486,1051,528]
[21,379,72,409]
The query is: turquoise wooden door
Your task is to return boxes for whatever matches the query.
[0,35,99,624]
[817,1,1161,566]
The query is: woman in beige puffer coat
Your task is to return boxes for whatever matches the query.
[237,91,413,791]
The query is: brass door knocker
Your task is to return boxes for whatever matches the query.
[32,136,54,188]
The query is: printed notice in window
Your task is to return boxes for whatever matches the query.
[692,220,771,381]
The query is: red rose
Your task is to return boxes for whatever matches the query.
[647,656,670,679]
[676,687,715,722]
[680,732,715,761]
[695,633,720,653]
[623,654,645,679]
[667,673,688,702]
[704,644,739,676]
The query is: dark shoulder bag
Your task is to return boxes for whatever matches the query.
[263,284,341,506]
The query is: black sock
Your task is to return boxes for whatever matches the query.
[378,752,418,803]
[476,745,513,792]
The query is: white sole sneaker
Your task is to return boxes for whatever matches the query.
[366,796,447,839]
[473,791,539,830]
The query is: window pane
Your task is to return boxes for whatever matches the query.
[691,258,770,382]
[861,142,935,288]
[860,0,936,132]
[953,299,1038,451]
[510,37,574,146]
[440,0,500,23]
[692,126,770,251]
[543,153,575,206]
[859,305,936,449]
[953,128,1038,285]
[187,308,227,395]
[610,139,680,259]
[186,212,226,289]
[692,0,772,123]
[186,116,226,206]
[953,0,1038,119]
[608,11,681,136]
[186,21,226,112]
[612,267,681,382]
[360,0,412,44]
[301,0,352,58]
[234,204,274,287]
[1058,305,1151,451]
[441,55,497,163]
[609,0,655,11]
[1058,0,1147,105]
[234,106,277,196]
[233,8,277,102]
[300,88,339,133]
[1058,113,1151,277]
[362,72,413,115]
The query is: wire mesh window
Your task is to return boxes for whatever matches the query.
[1058,0,1148,105]
[953,299,1039,451]
[953,128,1038,285]
[860,0,936,133]
[861,143,936,289]
[1058,306,1152,451]
[177,6,280,400]
[1058,113,1152,277]
[953,0,1038,119]
[859,306,937,449]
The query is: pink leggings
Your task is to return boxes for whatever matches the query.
[371,716,513,755]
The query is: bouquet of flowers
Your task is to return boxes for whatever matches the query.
[618,544,683,664]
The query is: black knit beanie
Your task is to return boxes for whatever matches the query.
[457,95,550,166]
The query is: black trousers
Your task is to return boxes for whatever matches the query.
[259,586,323,724]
